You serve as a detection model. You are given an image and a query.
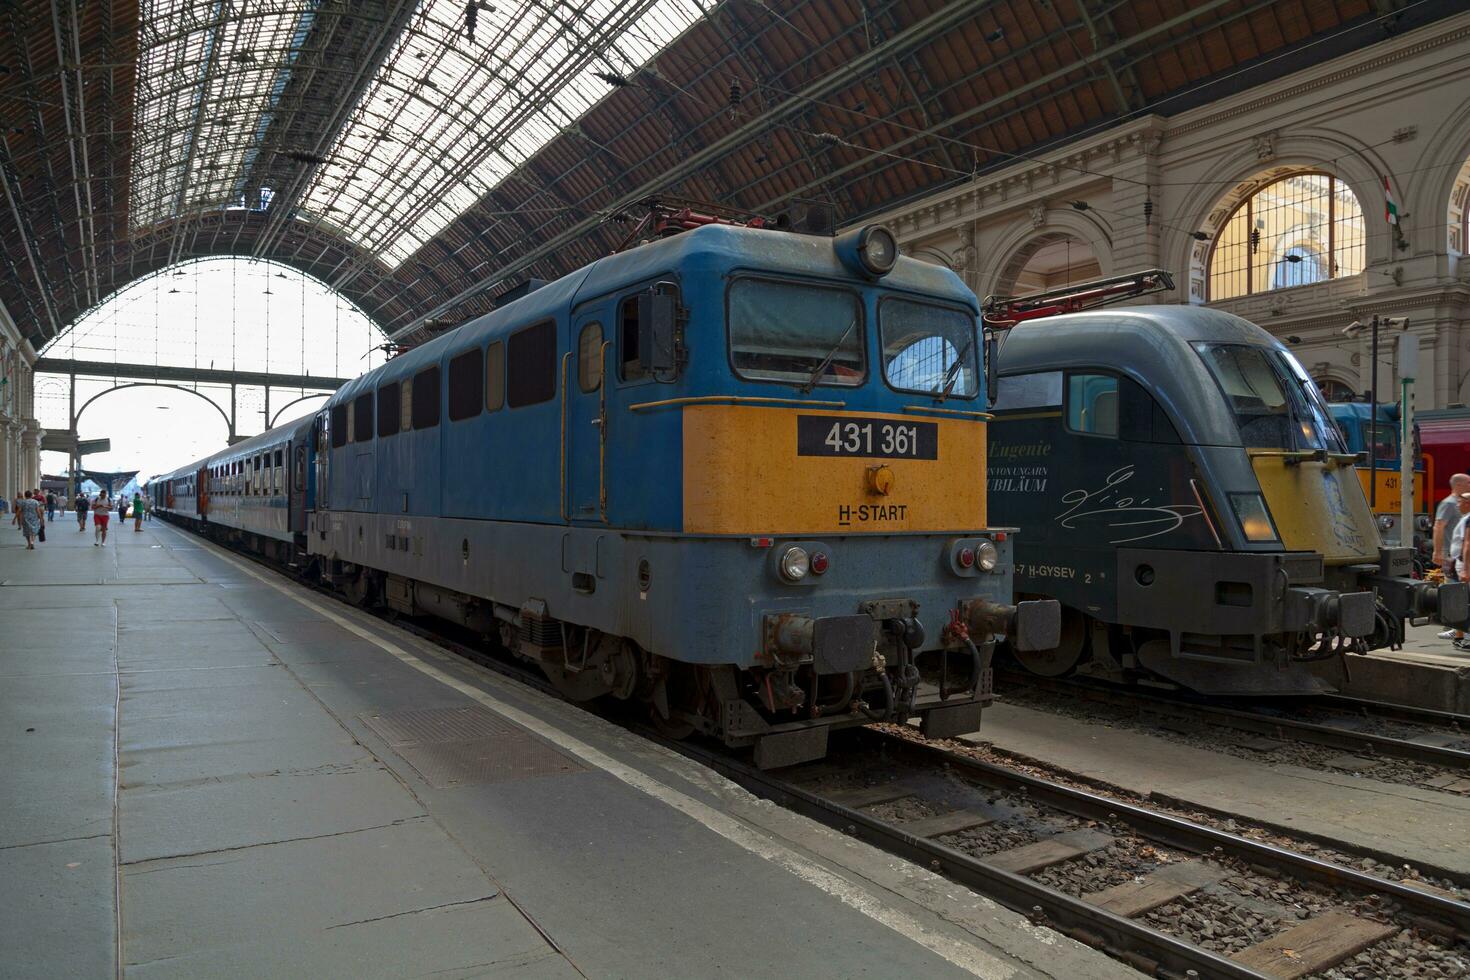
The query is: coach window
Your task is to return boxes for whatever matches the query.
[578,322,603,392]
[411,366,441,429]
[618,297,645,382]
[508,320,557,407]
[274,449,284,492]
[486,341,505,411]
[352,392,374,443]
[330,404,347,448]
[448,348,484,421]
[377,381,401,436]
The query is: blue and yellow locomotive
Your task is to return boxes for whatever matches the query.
[154,220,1057,766]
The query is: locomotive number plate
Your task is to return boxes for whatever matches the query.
[796,415,938,459]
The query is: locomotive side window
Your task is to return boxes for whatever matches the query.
[508,320,557,407]
[879,298,977,399]
[618,298,645,382]
[728,279,864,387]
[411,366,441,429]
[377,382,401,436]
[448,348,484,421]
[578,322,604,392]
[352,393,374,443]
[330,404,347,448]
[1065,374,1119,438]
[486,342,505,412]
[991,371,1062,411]
[400,377,413,432]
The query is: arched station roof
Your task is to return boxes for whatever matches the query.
[1,0,1460,350]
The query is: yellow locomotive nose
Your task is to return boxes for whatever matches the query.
[867,465,895,496]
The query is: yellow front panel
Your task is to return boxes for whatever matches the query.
[1354,467,1430,515]
[1249,455,1378,564]
[682,405,986,535]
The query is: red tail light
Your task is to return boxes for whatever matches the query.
[810,551,830,575]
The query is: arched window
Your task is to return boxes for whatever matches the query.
[1272,244,1326,289]
[1314,378,1356,403]
[1450,155,1470,254]
[1208,173,1364,301]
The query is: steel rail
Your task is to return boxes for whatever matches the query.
[998,670,1470,771]
[859,728,1470,938]
[1318,693,1469,729]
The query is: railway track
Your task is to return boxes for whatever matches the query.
[996,670,1470,781]
[673,727,1469,979]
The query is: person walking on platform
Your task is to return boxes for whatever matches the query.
[132,491,144,532]
[44,491,56,521]
[75,492,89,531]
[117,494,128,524]
[93,492,111,546]
[1434,473,1470,638]
[13,490,44,550]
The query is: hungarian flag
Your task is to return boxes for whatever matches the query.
[1384,175,1399,226]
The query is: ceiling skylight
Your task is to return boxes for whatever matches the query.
[301,0,709,267]
[131,0,315,229]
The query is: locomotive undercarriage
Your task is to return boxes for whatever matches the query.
[319,561,1001,767]
[153,519,1017,768]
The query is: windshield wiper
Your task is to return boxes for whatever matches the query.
[800,316,857,393]
[932,338,975,402]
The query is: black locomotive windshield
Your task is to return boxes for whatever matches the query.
[1194,342,1344,452]
[728,278,865,387]
[879,299,978,398]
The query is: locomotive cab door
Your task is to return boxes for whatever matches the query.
[567,312,610,523]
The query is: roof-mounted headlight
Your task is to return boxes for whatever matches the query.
[835,224,899,279]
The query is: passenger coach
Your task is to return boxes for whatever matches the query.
[987,305,1466,695]
[155,220,1057,766]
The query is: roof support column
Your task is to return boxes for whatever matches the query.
[1109,127,1163,301]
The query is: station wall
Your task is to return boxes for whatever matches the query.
[0,299,42,495]
[870,11,1470,411]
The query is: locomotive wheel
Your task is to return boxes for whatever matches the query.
[649,706,696,740]
[1013,604,1086,677]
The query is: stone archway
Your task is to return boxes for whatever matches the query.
[982,210,1114,300]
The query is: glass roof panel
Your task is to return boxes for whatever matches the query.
[301,0,710,267]
[131,0,315,229]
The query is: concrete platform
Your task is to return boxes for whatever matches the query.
[965,703,1470,879]
[0,520,1132,979]
[1309,622,1470,714]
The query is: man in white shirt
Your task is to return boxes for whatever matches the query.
[1433,474,1470,638]
[1445,492,1470,650]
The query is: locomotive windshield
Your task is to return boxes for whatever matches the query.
[879,299,978,399]
[1194,343,1345,452]
[728,278,865,387]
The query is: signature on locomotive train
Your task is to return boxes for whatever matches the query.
[1056,465,1202,545]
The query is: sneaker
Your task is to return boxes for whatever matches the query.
[1439,628,1458,639]
[1455,638,1470,652]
